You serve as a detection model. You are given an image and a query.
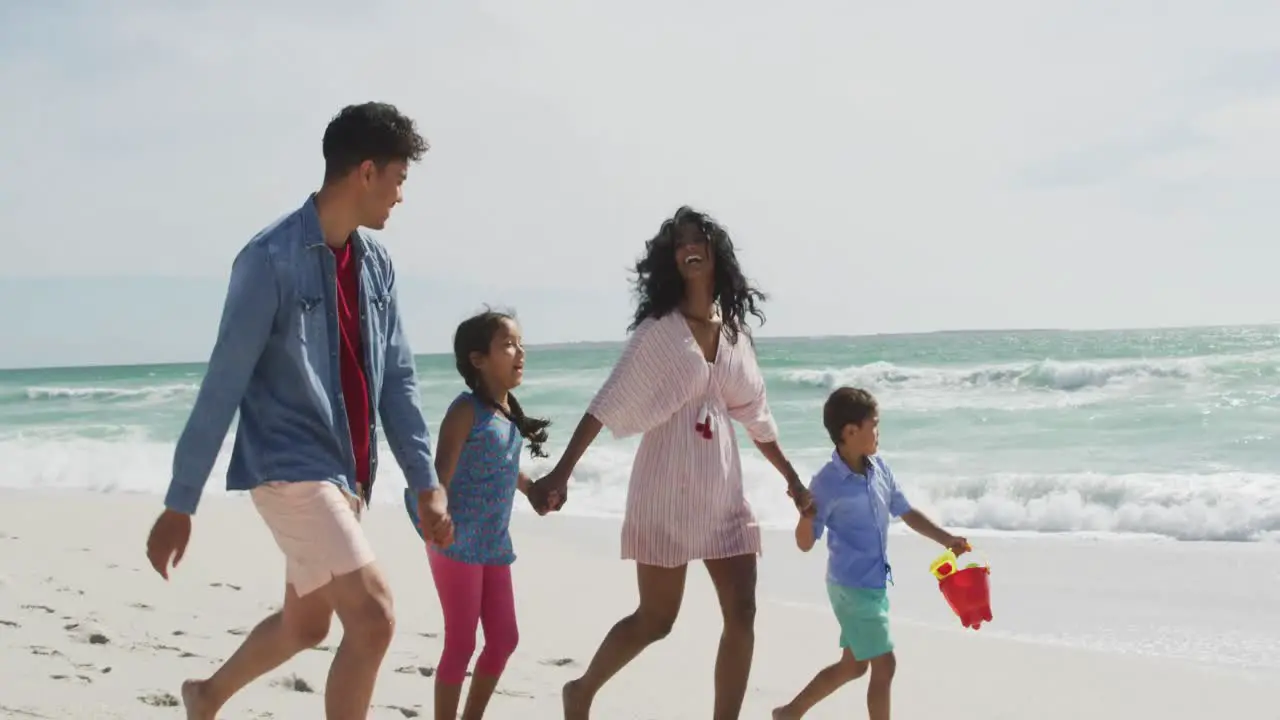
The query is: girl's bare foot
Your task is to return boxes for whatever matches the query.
[562,679,590,720]
[181,680,217,720]
[772,706,800,720]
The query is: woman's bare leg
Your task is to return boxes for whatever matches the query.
[704,554,758,720]
[562,563,687,719]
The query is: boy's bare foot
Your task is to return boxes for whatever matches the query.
[181,680,217,720]
[772,706,800,720]
[562,679,590,720]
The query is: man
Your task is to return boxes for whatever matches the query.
[144,102,454,720]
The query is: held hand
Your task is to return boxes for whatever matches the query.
[530,468,570,513]
[525,487,560,516]
[519,473,560,517]
[946,535,971,556]
[145,509,192,580]
[417,488,455,548]
[786,478,815,517]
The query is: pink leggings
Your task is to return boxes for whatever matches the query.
[427,549,519,684]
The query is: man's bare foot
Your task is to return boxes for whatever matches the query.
[772,706,800,720]
[562,679,591,720]
[181,680,217,720]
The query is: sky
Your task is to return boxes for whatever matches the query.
[1,1,1279,368]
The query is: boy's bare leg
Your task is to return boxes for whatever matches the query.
[323,562,397,719]
[562,563,687,719]
[771,649,867,719]
[866,652,896,720]
[181,584,334,719]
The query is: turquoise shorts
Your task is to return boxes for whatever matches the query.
[826,583,893,660]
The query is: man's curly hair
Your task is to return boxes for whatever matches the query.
[322,102,428,181]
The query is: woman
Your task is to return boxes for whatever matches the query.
[531,206,812,719]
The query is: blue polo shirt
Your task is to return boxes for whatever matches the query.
[809,451,912,590]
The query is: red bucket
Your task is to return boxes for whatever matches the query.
[938,565,992,630]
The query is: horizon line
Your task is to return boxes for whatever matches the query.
[2,320,1275,374]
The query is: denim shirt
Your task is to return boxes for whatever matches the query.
[163,194,440,515]
[809,452,912,589]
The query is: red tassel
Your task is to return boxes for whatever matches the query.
[694,404,713,439]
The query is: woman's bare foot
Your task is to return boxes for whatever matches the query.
[181,680,217,720]
[772,705,800,719]
[562,679,591,720]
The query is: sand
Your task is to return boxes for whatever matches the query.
[0,488,1274,719]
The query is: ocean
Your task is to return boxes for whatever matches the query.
[2,324,1278,544]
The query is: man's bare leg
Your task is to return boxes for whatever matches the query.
[772,649,867,719]
[323,561,396,719]
[704,554,757,720]
[181,583,333,719]
[562,563,687,719]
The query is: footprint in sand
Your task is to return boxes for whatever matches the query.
[227,627,249,636]
[28,645,61,657]
[272,674,314,693]
[381,705,421,718]
[0,619,19,629]
[49,674,93,685]
[138,692,180,707]
[494,688,534,699]
[64,623,110,645]
[127,639,202,659]
[394,665,436,677]
[539,657,577,668]
[21,604,55,614]
[152,642,181,651]
[130,602,153,611]
[0,705,49,718]
[210,582,242,591]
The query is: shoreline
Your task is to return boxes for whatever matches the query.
[0,488,1274,718]
[22,481,1278,546]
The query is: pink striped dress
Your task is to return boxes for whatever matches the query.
[587,311,779,567]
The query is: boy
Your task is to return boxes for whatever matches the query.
[773,387,968,720]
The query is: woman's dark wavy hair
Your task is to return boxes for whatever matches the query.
[453,309,551,458]
[628,206,767,344]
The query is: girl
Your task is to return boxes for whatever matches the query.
[404,309,553,720]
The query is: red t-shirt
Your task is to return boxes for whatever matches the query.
[332,242,372,496]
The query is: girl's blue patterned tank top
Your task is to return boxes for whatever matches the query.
[405,391,523,565]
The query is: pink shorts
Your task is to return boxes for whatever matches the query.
[251,480,376,597]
